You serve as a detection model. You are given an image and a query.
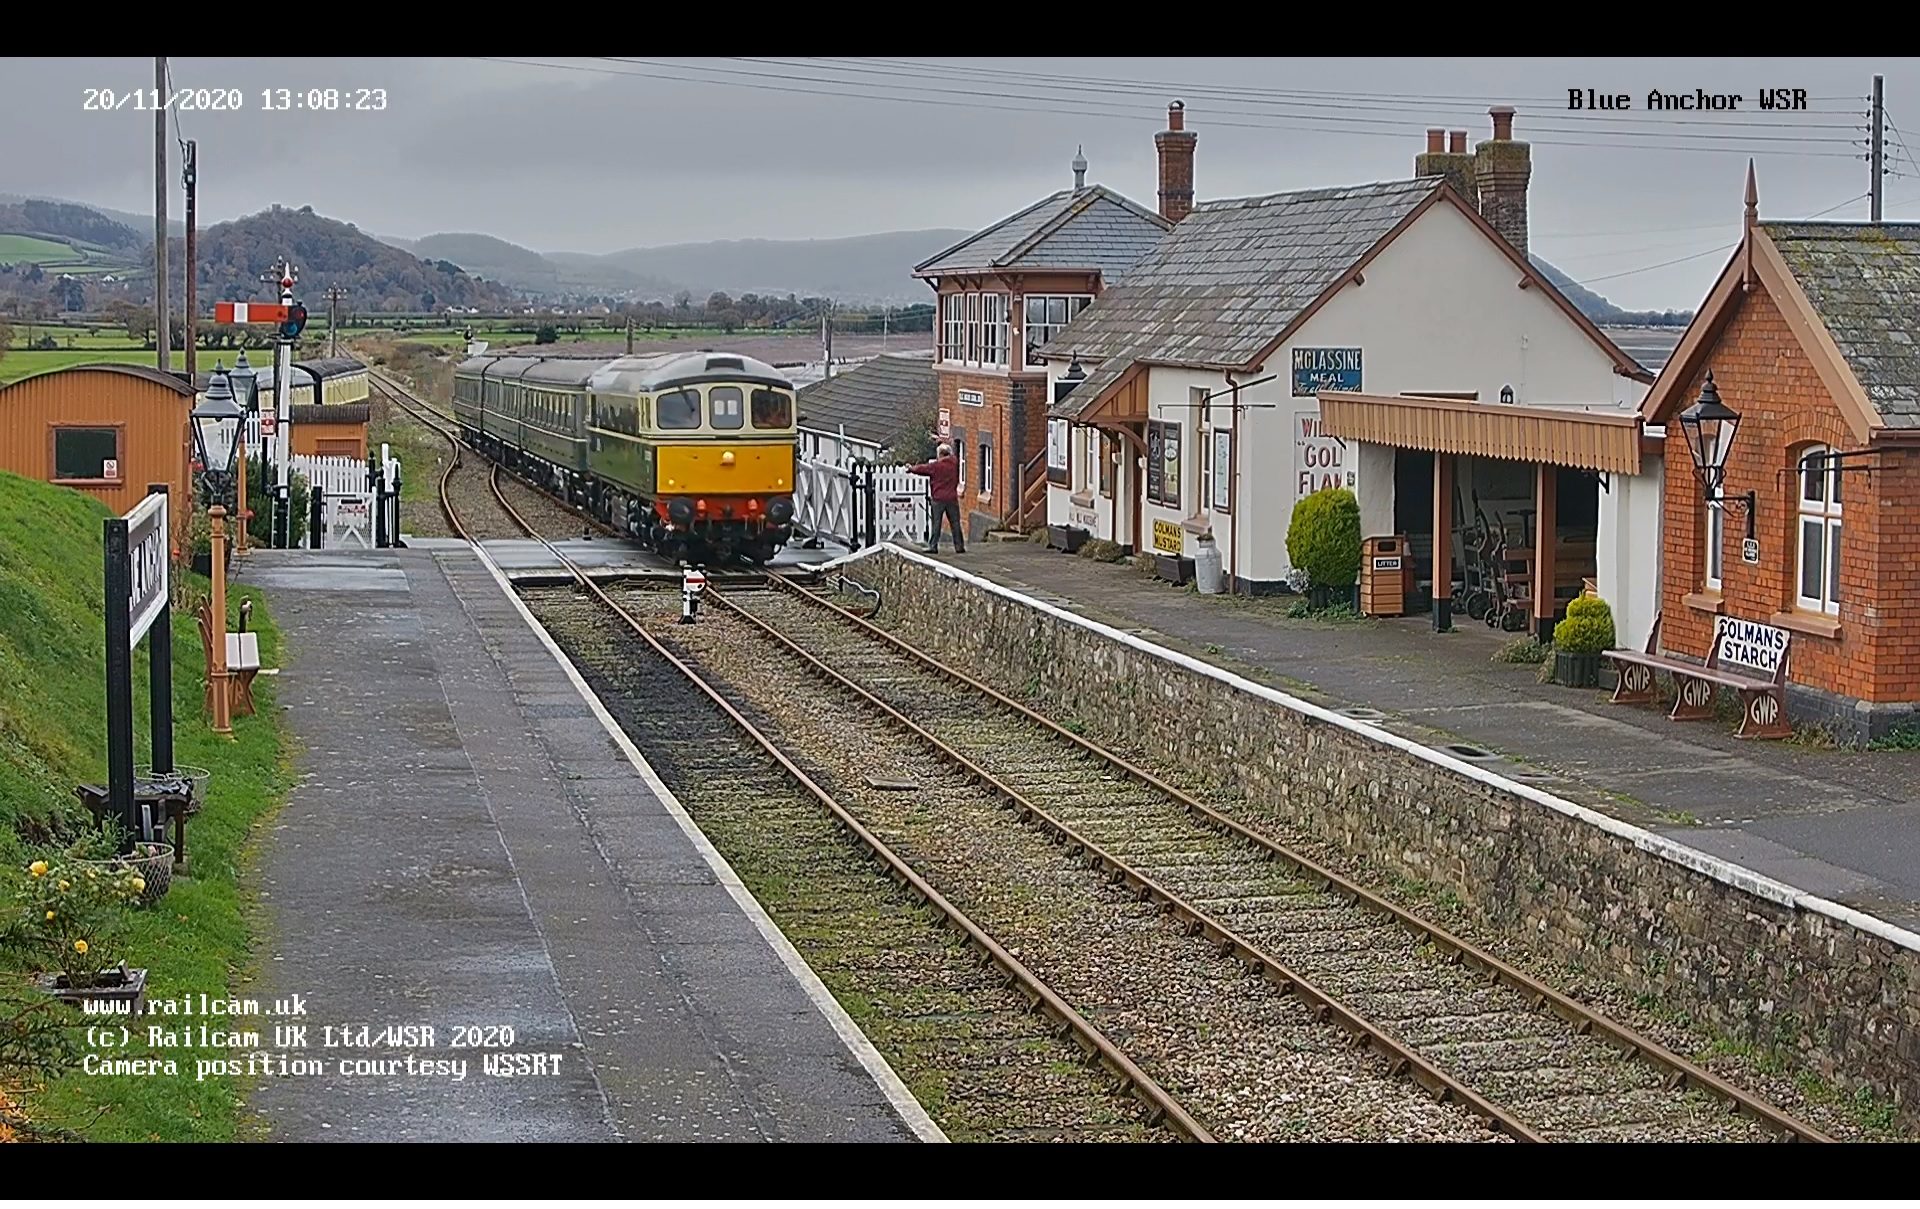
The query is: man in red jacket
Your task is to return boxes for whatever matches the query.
[909,444,964,554]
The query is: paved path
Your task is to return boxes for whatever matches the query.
[242,547,921,1142]
[943,541,1920,932]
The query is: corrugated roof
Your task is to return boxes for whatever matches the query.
[796,354,937,445]
[0,362,196,397]
[1763,221,1920,428]
[1045,179,1443,418]
[914,185,1170,278]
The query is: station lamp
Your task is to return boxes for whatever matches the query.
[191,365,245,503]
[1676,369,1756,532]
[230,349,258,417]
[1064,355,1086,382]
[1500,384,1514,405]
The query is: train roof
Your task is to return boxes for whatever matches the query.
[459,350,794,394]
[293,357,366,379]
[519,358,604,387]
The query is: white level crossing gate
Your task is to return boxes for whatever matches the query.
[287,450,402,549]
[793,456,928,550]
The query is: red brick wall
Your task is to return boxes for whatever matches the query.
[1659,286,1920,704]
[938,369,1010,512]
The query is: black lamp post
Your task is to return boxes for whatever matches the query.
[1065,354,1086,382]
[1676,369,1756,536]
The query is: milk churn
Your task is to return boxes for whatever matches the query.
[1194,533,1225,594]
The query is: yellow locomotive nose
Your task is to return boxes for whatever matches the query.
[721,450,736,466]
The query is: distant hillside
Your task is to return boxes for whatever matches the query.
[180,206,518,312]
[0,193,179,242]
[414,232,558,289]
[1531,255,1694,327]
[584,229,969,304]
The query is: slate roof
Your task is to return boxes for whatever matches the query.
[1046,178,1443,417]
[914,185,1171,279]
[1764,221,1920,427]
[796,354,938,445]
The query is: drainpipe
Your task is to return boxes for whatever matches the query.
[1225,370,1242,596]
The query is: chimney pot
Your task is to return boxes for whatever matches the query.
[1426,129,1445,153]
[1449,130,1467,154]
[1072,144,1088,191]
[1167,99,1185,131]
[1474,105,1530,256]
[1490,105,1515,142]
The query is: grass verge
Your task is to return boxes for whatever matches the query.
[0,470,291,1140]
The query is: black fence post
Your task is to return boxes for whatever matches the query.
[375,465,389,550]
[146,484,173,782]
[310,487,324,549]
[391,463,405,548]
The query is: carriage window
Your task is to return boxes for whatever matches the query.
[656,389,701,430]
[709,386,744,430]
[751,389,792,429]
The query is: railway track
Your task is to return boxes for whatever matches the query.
[672,575,1833,1144]
[477,495,1207,1140]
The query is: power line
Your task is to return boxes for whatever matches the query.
[1572,192,1871,284]
[476,58,1861,159]
[772,57,1868,131]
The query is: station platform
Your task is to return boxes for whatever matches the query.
[237,545,929,1142]
[400,534,844,583]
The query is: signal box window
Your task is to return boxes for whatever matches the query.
[52,426,120,483]
[657,389,700,430]
[751,389,792,429]
[709,386,744,430]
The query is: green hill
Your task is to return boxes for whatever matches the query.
[0,470,289,1139]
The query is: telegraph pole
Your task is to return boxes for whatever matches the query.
[822,299,834,380]
[154,56,169,372]
[626,314,634,355]
[324,284,347,357]
[184,140,198,379]
[1872,74,1886,223]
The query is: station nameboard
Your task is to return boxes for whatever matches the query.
[124,492,169,644]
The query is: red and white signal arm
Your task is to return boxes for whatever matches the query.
[215,301,290,325]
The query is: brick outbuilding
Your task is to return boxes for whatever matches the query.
[1640,172,1920,740]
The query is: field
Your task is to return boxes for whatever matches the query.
[0,234,137,276]
[0,348,258,386]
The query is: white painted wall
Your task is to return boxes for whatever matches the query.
[1597,447,1664,652]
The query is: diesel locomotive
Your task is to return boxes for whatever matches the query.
[451,350,798,562]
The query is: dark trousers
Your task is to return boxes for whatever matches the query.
[930,500,965,552]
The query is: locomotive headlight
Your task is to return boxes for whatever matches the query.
[766,495,794,524]
[667,497,695,526]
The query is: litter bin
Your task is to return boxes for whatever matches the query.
[1361,534,1408,617]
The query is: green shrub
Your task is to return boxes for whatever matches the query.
[1286,487,1361,591]
[1078,538,1126,563]
[1553,595,1616,654]
[1495,637,1551,664]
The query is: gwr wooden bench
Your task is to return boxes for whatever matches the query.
[197,605,260,718]
[1605,614,1793,739]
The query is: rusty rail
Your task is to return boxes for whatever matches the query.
[712,581,1543,1142]
[370,374,468,541]
[474,498,1215,1142]
[757,572,1835,1144]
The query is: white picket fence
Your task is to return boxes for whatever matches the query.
[286,451,402,549]
[793,456,929,550]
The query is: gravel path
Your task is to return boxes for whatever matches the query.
[520,585,1181,1143]
[639,592,1500,1143]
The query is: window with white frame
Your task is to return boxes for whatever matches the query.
[1796,445,1842,616]
[1704,427,1724,590]
[981,293,1007,367]
[979,435,994,498]
[1192,387,1211,516]
[941,293,964,362]
[964,292,982,364]
[1023,294,1093,365]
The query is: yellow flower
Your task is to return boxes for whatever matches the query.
[130,877,146,894]
[57,880,69,891]
[73,940,88,955]
[44,910,55,920]
[28,861,47,878]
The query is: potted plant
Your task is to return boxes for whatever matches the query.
[1552,595,1617,688]
[1286,487,1362,611]
[13,826,150,1012]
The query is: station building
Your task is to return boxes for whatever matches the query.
[0,363,196,551]
[1639,175,1920,740]
[913,136,1173,541]
[1040,108,1657,641]
[795,353,938,466]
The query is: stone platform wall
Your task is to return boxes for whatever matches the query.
[843,547,1920,1115]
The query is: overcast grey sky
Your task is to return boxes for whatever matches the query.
[3,57,1910,310]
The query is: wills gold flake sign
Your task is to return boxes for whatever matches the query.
[1152,519,1183,555]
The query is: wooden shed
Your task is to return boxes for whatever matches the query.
[0,364,195,551]
[290,403,371,460]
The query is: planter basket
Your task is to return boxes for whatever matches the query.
[81,842,174,907]
[37,965,148,1014]
[1555,650,1603,689]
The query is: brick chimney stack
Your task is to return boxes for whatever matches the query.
[1416,127,1478,207]
[1155,100,1197,223]
[1474,105,1531,256]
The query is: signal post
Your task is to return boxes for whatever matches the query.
[215,263,308,547]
